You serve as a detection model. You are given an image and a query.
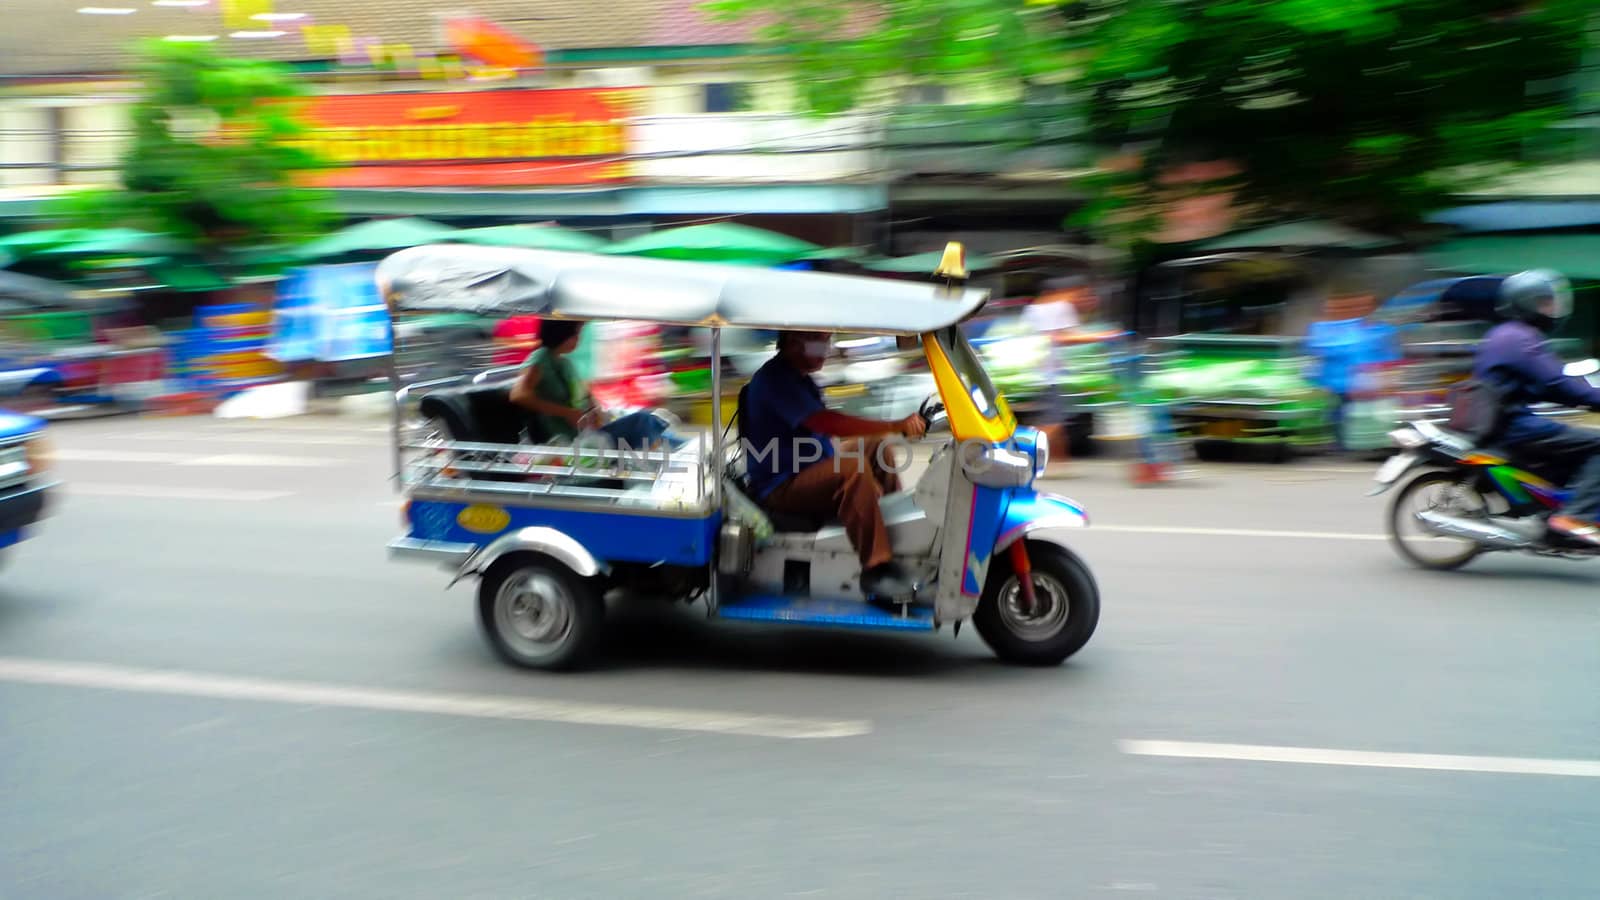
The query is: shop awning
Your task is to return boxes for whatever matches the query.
[1198,219,1399,252]
[1429,201,1600,233]
[1425,235,1600,281]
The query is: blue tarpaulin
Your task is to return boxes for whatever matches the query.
[270,263,391,363]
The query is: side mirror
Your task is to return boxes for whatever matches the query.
[1563,358,1600,378]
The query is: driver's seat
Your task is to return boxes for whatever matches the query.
[729,382,832,533]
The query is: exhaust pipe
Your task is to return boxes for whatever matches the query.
[1414,511,1531,549]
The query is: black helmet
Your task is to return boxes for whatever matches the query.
[1497,269,1572,333]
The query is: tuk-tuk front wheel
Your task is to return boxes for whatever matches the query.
[478,555,604,672]
[974,541,1099,666]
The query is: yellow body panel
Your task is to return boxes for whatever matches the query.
[923,332,1016,444]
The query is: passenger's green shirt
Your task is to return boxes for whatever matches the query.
[521,347,590,440]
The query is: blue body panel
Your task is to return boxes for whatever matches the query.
[959,484,1012,597]
[407,498,719,567]
[954,430,1056,597]
[0,410,45,438]
[717,594,935,632]
[0,528,23,550]
[996,490,1089,551]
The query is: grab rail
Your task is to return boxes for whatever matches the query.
[397,430,712,513]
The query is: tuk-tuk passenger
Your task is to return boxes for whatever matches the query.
[509,319,680,449]
[743,331,928,600]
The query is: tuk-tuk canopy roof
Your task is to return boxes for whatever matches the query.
[377,244,989,334]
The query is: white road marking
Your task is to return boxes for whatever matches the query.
[55,448,343,468]
[1120,740,1600,778]
[67,483,294,502]
[1092,525,1385,541]
[121,431,377,447]
[54,449,191,463]
[179,453,341,468]
[0,657,871,740]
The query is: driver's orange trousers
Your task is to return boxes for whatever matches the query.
[764,438,901,569]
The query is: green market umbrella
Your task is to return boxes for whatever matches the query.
[35,228,194,259]
[863,250,999,274]
[297,217,459,261]
[801,246,868,261]
[451,224,608,253]
[603,222,822,265]
[0,228,95,255]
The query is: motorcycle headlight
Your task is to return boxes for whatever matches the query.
[1389,427,1425,450]
[24,434,51,474]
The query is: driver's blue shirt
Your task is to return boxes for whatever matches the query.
[742,356,833,499]
[1474,320,1600,442]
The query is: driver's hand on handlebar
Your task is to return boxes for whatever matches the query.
[899,413,928,440]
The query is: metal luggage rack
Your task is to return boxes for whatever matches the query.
[399,432,712,513]
[393,374,713,514]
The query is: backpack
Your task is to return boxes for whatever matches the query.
[1445,376,1509,441]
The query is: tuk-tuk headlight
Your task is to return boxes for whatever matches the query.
[1033,430,1049,477]
[967,445,1034,489]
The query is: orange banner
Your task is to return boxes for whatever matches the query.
[287,88,641,188]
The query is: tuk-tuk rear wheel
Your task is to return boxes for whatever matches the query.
[974,541,1099,666]
[478,555,604,672]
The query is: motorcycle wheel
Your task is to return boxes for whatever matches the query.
[1388,470,1488,572]
[974,541,1100,666]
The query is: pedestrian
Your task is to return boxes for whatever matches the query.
[1022,277,1089,473]
[1306,292,1398,450]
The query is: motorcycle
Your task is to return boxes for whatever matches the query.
[1373,359,1600,570]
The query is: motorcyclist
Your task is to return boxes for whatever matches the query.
[1472,269,1600,544]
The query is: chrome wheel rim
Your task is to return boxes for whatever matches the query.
[494,570,574,661]
[1397,479,1486,566]
[997,570,1071,641]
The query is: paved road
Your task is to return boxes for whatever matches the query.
[2,416,1597,899]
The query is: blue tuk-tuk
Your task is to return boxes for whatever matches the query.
[381,243,1100,671]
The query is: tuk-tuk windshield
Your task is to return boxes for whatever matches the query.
[938,326,1001,419]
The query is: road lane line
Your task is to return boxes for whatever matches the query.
[121,432,377,447]
[67,483,294,501]
[0,657,871,740]
[1120,740,1600,778]
[55,449,345,468]
[1092,525,1385,541]
[54,449,191,463]
[179,453,343,468]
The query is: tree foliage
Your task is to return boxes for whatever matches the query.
[707,0,1593,232]
[57,41,332,259]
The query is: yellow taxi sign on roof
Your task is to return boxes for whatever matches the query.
[934,241,968,280]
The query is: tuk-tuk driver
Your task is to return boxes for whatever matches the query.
[743,331,928,601]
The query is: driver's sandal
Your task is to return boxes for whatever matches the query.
[1547,515,1600,547]
[861,563,929,612]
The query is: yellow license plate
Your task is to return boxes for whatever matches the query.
[1201,420,1246,438]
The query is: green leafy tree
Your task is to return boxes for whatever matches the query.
[56,41,332,267]
[708,0,1592,236]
